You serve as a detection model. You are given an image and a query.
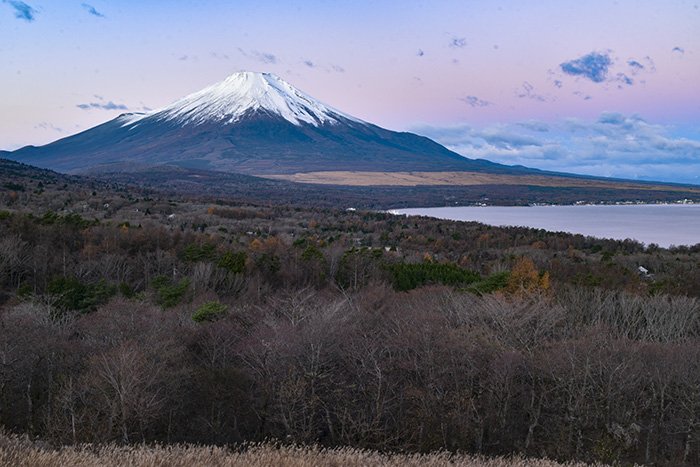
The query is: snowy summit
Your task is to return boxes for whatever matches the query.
[124,71,360,127]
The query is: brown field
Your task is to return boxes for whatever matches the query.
[264,170,700,192]
[0,435,617,467]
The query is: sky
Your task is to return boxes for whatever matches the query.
[1,0,699,183]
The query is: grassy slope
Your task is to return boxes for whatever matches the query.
[264,170,700,192]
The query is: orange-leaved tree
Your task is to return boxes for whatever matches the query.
[506,256,550,295]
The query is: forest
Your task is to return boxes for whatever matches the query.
[1,159,700,465]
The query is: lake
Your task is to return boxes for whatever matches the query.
[391,204,700,248]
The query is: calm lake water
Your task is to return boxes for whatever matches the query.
[391,204,700,248]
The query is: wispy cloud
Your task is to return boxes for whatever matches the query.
[34,122,63,133]
[81,3,104,18]
[460,95,492,108]
[413,114,700,184]
[516,81,550,102]
[479,130,543,150]
[627,60,644,70]
[76,101,129,111]
[3,0,37,21]
[560,51,613,83]
[239,48,279,64]
[615,73,634,87]
[555,51,651,90]
[449,37,467,48]
[517,121,550,132]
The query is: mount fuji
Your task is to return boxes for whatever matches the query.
[1,72,533,177]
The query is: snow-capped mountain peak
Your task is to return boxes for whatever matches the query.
[127,71,360,127]
[6,70,519,177]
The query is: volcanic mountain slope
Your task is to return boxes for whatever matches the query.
[2,72,534,176]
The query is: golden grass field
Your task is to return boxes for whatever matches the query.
[265,170,700,192]
[0,434,623,467]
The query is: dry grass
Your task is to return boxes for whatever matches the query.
[0,434,617,467]
[264,170,700,192]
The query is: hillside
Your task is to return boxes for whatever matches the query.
[1,154,700,466]
[3,158,699,210]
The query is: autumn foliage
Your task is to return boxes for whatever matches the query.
[506,257,551,295]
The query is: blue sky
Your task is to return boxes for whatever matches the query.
[1,0,699,183]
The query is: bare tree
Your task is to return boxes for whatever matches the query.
[86,342,166,443]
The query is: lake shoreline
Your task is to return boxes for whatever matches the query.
[390,203,700,248]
